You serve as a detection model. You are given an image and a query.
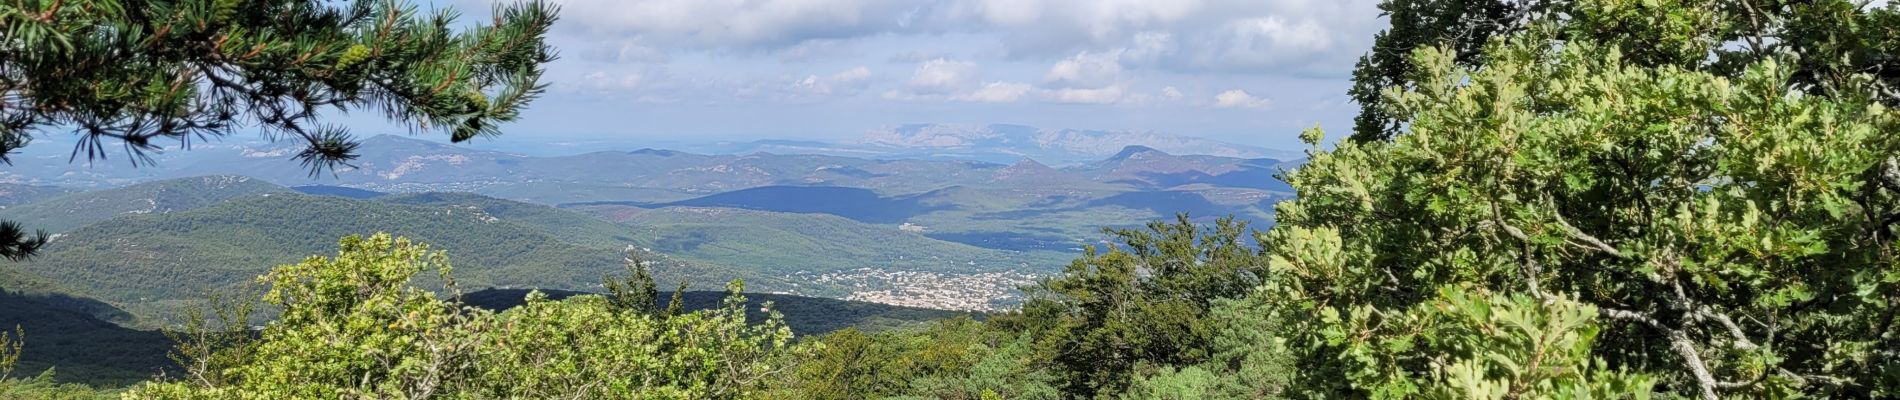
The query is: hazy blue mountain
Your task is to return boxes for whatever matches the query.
[1071,145,1296,191]
[652,186,949,224]
[0,127,1297,191]
[854,124,1302,164]
[0,135,1298,289]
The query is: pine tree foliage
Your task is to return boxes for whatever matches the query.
[0,0,559,169]
[0,0,559,260]
[605,250,661,316]
[0,222,47,262]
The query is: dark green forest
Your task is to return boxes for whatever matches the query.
[4,0,1900,399]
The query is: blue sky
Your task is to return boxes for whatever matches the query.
[429,0,1387,150]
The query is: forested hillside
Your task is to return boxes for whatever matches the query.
[0,290,171,387]
[13,191,787,325]
[0,176,286,233]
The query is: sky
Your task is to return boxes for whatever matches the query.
[429,0,1389,150]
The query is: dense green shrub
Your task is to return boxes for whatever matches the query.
[127,234,796,399]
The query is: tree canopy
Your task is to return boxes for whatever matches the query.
[1280,0,1900,397]
[130,233,798,399]
[0,0,559,259]
[1349,0,1900,142]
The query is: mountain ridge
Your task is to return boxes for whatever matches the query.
[855,123,1297,163]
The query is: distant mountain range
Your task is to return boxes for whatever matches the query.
[0,127,1300,320]
[676,124,1300,165]
[0,132,1296,269]
[0,133,1297,198]
[3,177,1069,326]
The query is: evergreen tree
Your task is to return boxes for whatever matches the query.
[0,0,559,258]
[0,222,44,262]
[0,325,18,381]
[604,251,661,316]
[666,280,688,318]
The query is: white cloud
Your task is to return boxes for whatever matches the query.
[938,0,1205,41]
[1213,89,1271,109]
[578,70,646,91]
[884,54,1201,106]
[883,59,1031,104]
[793,66,873,95]
[897,58,982,97]
[1044,51,1123,88]
[563,69,695,103]
[527,0,1376,125]
[1160,86,1184,101]
[544,0,928,48]
[577,40,671,63]
[888,50,948,63]
[934,0,1381,73]
[778,39,861,62]
[954,82,1034,103]
[1185,16,1334,71]
[1044,85,1125,104]
[534,0,1383,74]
